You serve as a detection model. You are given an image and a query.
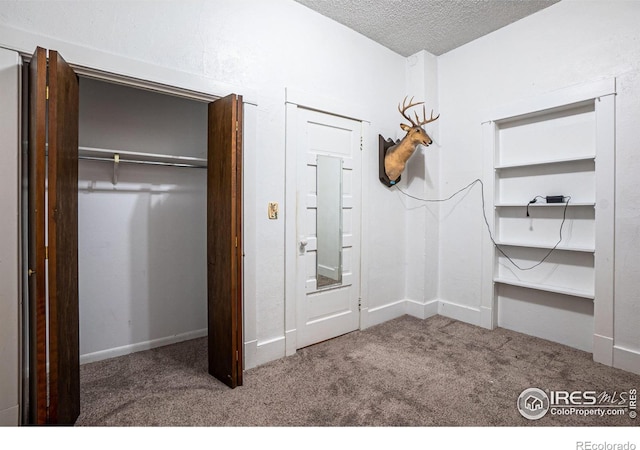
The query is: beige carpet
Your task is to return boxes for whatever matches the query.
[76,315,640,426]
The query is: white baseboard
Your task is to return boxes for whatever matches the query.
[241,336,293,371]
[250,299,435,368]
[247,298,441,368]
[480,306,497,330]
[0,404,18,426]
[254,335,286,367]
[243,339,258,370]
[438,299,482,326]
[593,333,614,366]
[80,328,207,365]
[613,345,640,375]
[318,264,339,279]
[362,298,439,329]
[285,329,297,356]
[82,331,292,372]
[406,299,439,320]
[362,299,407,329]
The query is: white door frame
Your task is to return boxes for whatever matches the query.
[284,88,370,356]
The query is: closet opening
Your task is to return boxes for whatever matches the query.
[76,77,209,367]
[22,46,244,425]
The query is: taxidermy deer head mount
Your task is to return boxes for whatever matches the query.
[384,96,439,183]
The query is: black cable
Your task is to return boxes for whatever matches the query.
[395,179,571,271]
[526,196,546,217]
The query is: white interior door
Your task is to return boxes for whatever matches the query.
[295,107,362,349]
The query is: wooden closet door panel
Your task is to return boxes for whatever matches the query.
[28,47,80,425]
[47,50,80,425]
[207,94,243,388]
[27,46,48,425]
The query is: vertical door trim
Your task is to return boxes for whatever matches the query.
[593,93,616,366]
[284,102,299,356]
[480,120,497,330]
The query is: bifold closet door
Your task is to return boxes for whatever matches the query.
[28,46,80,425]
[207,94,243,388]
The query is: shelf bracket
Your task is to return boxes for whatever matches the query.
[112,153,120,185]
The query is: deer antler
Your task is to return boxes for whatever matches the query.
[398,96,423,127]
[398,95,440,127]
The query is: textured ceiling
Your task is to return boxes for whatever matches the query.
[294,0,560,56]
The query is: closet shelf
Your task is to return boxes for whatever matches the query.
[495,155,595,170]
[495,240,595,253]
[494,278,595,300]
[78,146,207,168]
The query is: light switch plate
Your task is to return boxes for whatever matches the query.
[268,202,279,219]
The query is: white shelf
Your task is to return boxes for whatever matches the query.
[495,202,595,207]
[494,278,595,300]
[495,155,595,170]
[495,240,595,253]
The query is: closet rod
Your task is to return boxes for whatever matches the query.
[77,145,208,168]
[78,155,206,168]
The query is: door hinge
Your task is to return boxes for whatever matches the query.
[235,236,238,248]
[358,298,362,311]
[235,350,239,361]
[45,246,49,260]
[236,120,239,132]
[46,85,49,100]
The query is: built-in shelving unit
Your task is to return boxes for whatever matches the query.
[480,79,615,362]
[491,98,597,304]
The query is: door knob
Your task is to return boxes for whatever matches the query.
[299,240,308,253]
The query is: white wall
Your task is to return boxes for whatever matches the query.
[0,47,20,426]
[437,0,640,373]
[0,0,409,368]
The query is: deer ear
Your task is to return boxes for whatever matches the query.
[400,123,411,132]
